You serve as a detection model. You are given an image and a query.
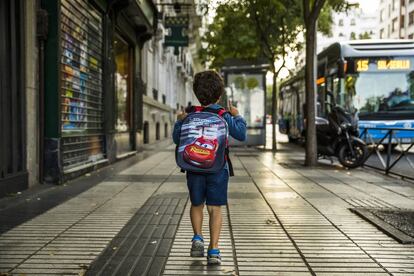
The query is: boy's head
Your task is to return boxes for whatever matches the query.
[193,70,224,106]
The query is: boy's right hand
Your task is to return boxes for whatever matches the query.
[228,101,239,116]
[177,111,187,121]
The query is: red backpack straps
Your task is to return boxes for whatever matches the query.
[216,108,228,117]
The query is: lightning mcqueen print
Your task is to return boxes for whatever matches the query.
[176,111,228,173]
[183,137,218,168]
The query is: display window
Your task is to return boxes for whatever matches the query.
[114,35,133,132]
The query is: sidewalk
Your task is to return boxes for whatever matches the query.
[0,144,413,275]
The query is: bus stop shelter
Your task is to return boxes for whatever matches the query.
[222,59,269,146]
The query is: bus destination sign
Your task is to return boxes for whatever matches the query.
[356,59,411,72]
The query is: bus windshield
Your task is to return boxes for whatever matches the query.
[343,57,414,117]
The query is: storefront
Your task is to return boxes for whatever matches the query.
[42,0,156,183]
[60,0,106,172]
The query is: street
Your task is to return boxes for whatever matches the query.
[0,142,413,275]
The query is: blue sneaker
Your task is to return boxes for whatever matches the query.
[207,248,221,265]
[191,234,204,257]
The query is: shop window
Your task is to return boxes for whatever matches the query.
[114,35,132,132]
[143,121,149,144]
[156,122,160,140]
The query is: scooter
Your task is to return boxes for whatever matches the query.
[316,92,368,168]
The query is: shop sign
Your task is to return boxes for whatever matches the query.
[164,16,189,55]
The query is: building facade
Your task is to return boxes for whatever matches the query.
[0,0,203,195]
[317,6,379,53]
[378,0,414,39]
[141,1,202,146]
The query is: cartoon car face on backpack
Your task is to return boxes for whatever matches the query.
[183,136,218,168]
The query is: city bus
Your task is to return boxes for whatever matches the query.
[279,40,414,144]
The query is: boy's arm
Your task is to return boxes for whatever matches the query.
[172,121,182,145]
[224,113,247,141]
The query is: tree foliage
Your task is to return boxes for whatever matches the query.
[200,0,303,72]
[199,3,261,69]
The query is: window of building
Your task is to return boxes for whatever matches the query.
[392,0,397,10]
[338,19,344,26]
[143,121,149,144]
[409,11,414,25]
[152,88,158,100]
[350,19,356,25]
[380,28,385,38]
[388,4,391,16]
[164,123,168,138]
[380,9,384,22]
[392,17,398,32]
[401,15,405,28]
[401,0,405,7]
[339,32,344,37]
[409,33,414,39]
[156,122,160,140]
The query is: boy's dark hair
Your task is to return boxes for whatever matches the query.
[193,70,224,106]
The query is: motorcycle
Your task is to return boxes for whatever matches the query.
[316,92,368,168]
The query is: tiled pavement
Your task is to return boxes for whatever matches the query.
[0,144,413,275]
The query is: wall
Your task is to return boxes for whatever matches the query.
[25,0,39,188]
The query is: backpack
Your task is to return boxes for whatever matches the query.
[176,106,234,176]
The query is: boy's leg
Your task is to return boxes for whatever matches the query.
[207,205,222,249]
[187,172,207,257]
[190,204,204,235]
[205,169,228,264]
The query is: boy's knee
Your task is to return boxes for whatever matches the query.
[191,203,204,208]
[207,205,221,213]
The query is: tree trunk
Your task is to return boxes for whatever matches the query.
[271,70,277,152]
[304,21,318,166]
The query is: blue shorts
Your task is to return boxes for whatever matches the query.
[186,169,229,206]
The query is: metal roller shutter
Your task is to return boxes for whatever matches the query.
[60,0,105,172]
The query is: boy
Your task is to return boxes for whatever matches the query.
[172,70,247,265]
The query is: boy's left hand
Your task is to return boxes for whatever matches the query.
[177,111,187,121]
[228,101,239,116]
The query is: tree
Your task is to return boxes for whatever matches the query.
[201,0,302,152]
[302,0,349,166]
